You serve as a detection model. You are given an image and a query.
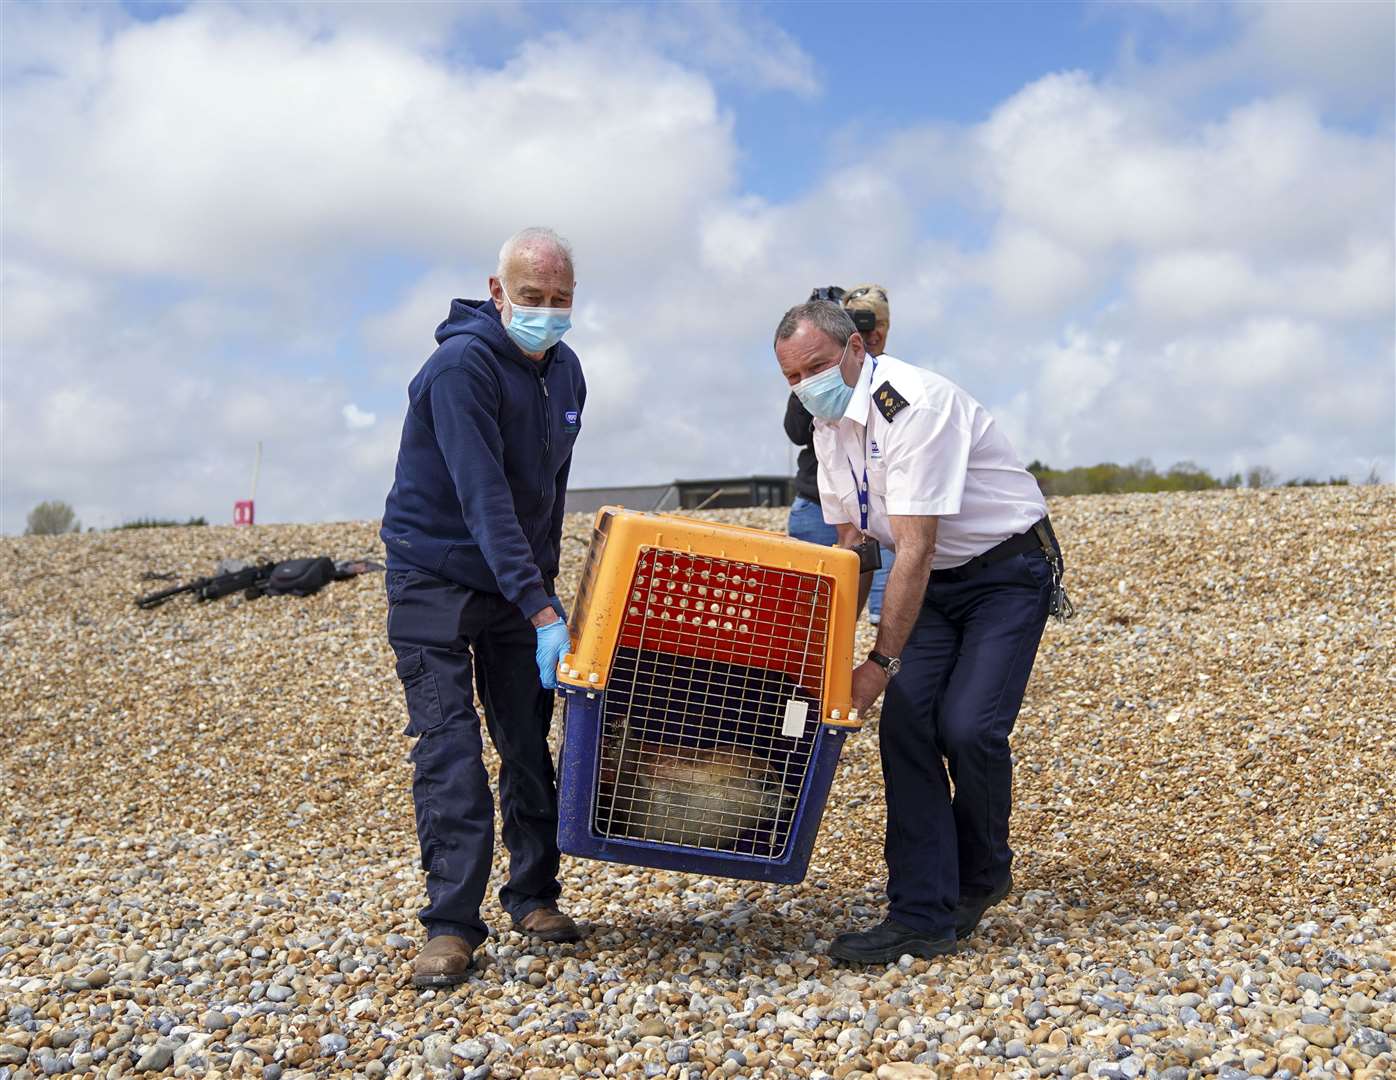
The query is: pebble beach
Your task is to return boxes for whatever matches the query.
[1,486,1393,1080]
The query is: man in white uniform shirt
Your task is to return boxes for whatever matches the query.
[773,300,1064,964]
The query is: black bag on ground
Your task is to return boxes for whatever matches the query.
[261,557,336,597]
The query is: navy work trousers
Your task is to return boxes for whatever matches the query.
[879,551,1053,938]
[386,568,562,946]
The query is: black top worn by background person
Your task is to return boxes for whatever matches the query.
[783,393,821,503]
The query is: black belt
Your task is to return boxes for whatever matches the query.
[931,516,1060,583]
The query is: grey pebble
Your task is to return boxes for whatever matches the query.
[319,1034,348,1055]
[422,1033,453,1069]
[453,1039,488,1064]
[135,1041,177,1072]
[1354,1027,1390,1054]
[265,984,293,1002]
[666,1042,691,1064]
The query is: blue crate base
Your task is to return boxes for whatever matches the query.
[556,687,847,884]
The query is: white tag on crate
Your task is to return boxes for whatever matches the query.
[782,698,809,739]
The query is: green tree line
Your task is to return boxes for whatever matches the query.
[1025,459,1359,497]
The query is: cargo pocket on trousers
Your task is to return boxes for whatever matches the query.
[395,648,445,736]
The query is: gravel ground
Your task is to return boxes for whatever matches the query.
[1,486,1393,1080]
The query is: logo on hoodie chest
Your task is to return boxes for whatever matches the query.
[562,409,580,433]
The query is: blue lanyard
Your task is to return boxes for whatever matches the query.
[845,358,877,531]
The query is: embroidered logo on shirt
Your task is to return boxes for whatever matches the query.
[873,381,909,422]
[870,439,881,459]
[563,410,580,432]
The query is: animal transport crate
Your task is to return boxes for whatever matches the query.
[556,507,862,883]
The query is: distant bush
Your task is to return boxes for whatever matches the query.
[1026,459,1350,497]
[114,516,209,530]
[25,500,81,535]
[1026,459,1230,497]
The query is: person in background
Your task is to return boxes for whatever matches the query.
[785,394,839,547]
[785,287,847,549]
[841,285,896,625]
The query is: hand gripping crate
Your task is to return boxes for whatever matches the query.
[556,507,862,883]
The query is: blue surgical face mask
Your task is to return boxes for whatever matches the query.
[793,342,854,419]
[501,285,572,353]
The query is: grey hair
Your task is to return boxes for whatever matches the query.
[773,300,856,350]
[497,226,574,282]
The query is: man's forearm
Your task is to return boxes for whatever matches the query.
[873,545,935,658]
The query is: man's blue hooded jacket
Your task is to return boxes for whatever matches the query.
[381,298,585,620]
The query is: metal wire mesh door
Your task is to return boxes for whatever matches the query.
[593,547,832,859]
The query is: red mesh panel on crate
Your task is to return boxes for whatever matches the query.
[616,549,830,697]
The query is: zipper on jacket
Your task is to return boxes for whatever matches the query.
[538,372,550,503]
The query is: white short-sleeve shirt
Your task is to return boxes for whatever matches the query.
[812,353,1047,570]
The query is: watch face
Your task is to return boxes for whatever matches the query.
[886,657,901,677]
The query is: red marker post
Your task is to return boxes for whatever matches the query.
[234,441,262,527]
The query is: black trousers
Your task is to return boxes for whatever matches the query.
[386,568,562,946]
[878,551,1053,938]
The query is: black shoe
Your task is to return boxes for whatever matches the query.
[954,872,1013,939]
[828,919,957,964]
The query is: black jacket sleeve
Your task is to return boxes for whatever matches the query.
[784,392,815,448]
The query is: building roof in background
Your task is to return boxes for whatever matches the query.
[564,483,679,515]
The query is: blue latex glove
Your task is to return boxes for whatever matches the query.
[535,618,571,690]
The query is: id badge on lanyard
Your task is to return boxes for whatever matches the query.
[846,357,878,531]
[846,358,881,573]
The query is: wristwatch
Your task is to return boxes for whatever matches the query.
[868,650,901,678]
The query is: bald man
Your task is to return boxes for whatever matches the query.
[381,227,586,985]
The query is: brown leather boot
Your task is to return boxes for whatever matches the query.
[411,934,473,987]
[513,905,582,943]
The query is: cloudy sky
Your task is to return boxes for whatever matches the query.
[2,0,1392,531]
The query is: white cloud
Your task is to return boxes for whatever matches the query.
[3,5,735,282]
[636,2,819,98]
[1132,244,1395,323]
[361,267,477,379]
[976,226,1096,315]
[1232,1,1395,110]
[1110,0,1395,114]
[342,404,377,430]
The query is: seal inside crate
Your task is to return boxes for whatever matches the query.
[591,547,831,858]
